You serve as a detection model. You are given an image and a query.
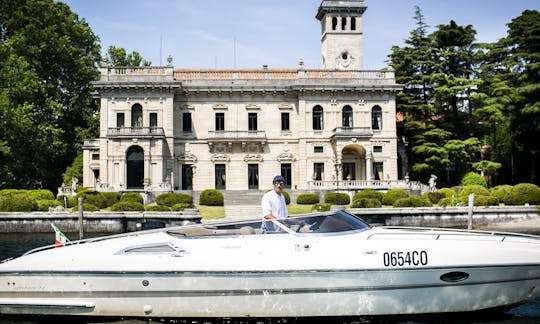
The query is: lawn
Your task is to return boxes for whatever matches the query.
[287,204,313,215]
[196,205,225,220]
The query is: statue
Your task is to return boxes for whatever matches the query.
[428,174,437,192]
[71,177,78,194]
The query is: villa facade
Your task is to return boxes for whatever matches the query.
[83,0,419,195]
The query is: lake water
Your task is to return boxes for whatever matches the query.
[0,233,539,324]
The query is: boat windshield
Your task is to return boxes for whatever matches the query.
[276,210,370,234]
[167,210,370,238]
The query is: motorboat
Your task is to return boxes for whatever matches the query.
[0,210,539,318]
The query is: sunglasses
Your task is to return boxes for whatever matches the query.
[274,181,285,186]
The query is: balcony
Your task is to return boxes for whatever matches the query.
[208,130,267,152]
[107,127,165,138]
[331,127,372,139]
[308,179,429,193]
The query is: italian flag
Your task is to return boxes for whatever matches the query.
[51,224,69,248]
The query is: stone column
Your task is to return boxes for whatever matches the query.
[365,152,372,180]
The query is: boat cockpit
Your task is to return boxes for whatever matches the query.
[166,210,371,238]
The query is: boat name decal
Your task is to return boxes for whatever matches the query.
[383,251,428,267]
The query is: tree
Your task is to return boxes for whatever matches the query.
[104,46,151,66]
[0,0,101,191]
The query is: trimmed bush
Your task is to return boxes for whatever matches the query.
[296,193,319,205]
[438,188,457,198]
[393,196,432,207]
[110,201,145,211]
[0,195,38,211]
[353,190,383,203]
[56,195,78,208]
[311,203,332,212]
[383,189,409,205]
[460,172,487,187]
[145,205,171,211]
[28,189,54,201]
[281,190,291,205]
[351,198,382,208]
[438,197,454,207]
[120,192,144,204]
[490,185,513,205]
[171,203,191,211]
[101,192,122,207]
[324,192,350,205]
[459,185,490,198]
[509,183,540,205]
[37,199,62,211]
[473,195,499,206]
[423,191,445,204]
[156,193,192,207]
[78,190,107,209]
[199,189,224,206]
[81,203,99,211]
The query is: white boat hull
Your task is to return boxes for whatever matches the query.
[1,265,539,317]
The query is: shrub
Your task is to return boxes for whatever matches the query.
[56,195,78,208]
[199,189,224,206]
[81,203,99,211]
[473,195,499,206]
[145,205,171,211]
[438,197,454,207]
[156,193,192,207]
[423,191,445,204]
[393,196,432,207]
[451,186,464,195]
[110,201,145,211]
[0,196,38,211]
[351,198,382,208]
[37,199,62,211]
[438,188,457,198]
[296,193,319,205]
[490,185,513,205]
[509,183,540,205]
[460,172,487,187]
[324,192,350,205]
[101,192,122,207]
[28,189,54,201]
[281,190,291,205]
[78,190,107,209]
[353,190,383,203]
[311,203,332,212]
[171,203,191,211]
[459,185,490,198]
[120,192,144,204]
[382,189,409,205]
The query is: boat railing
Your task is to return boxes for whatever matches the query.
[369,226,540,242]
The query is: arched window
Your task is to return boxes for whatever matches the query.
[332,17,338,31]
[131,104,143,127]
[342,105,353,128]
[313,105,324,130]
[372,106,382,130]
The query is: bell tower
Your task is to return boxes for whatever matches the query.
[316,0,367,70]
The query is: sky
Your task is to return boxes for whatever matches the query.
[61,0,540,70]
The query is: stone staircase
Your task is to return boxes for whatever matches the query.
[222,190,265,220]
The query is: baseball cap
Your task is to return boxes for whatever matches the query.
[273,175,285,183]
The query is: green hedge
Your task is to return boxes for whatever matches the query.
[56,195,78,208]
[171,203,191,211]
[324,192,350,205]
[110,201,145,211]
[490,185,513,205]
[423,191,445,204]
[101,192,122,207]
[296,193,319,205]
[311,203,332,212]
[353,190,383,203]
[199,189,224,206]
[383,189,409,205]
[145,205,171,211]
[0,195,38,211]
[28,189,54,201]
[37,199,62,211]
[460,172,487,187]
[509,183,540,205]
[393,196,432,207]
[351,198,382,208]
[281,190,291,205]
[156,193,192,207]
[78,190,107,209]
[120,192,144,204]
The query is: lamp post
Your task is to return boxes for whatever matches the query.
[334,161,341,191]
[190,164,197,207]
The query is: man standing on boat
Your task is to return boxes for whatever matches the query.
[261,175,288,233]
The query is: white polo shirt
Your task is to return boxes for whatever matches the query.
[261,189,287,232]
